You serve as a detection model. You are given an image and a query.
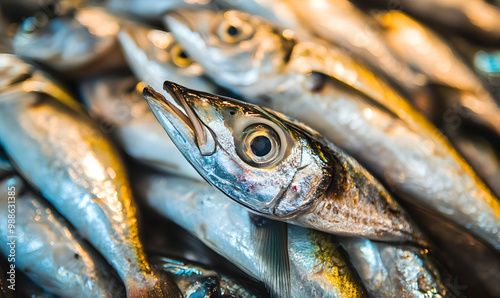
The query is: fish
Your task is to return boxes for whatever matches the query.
[117,21,218,105]
[80,73,202,180]
[143,82,426,245]
[375,10,500,137]
[0,175,125,297]
[367,0,500,44]
[13,7,123,76]
[339,237,450,297]
[444,122,500,198]
[164,9,500,250]
[107,0,215,21]
[284,0,428,100]
[138,173,367,297]
[408,205,500,298]
[152,255,265,297]
[0,54,182,297]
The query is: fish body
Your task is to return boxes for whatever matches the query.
[0,54,181,297]
[376,10,500,136]
[164,9,500,250]
[144,82,426,245]
[80,74,201,180]
[107,0,214,21]
[0,176,125,297]
[285,0,427,98]
[371,0,500,44]
[13,7,122,75]
[340,237,450,297]
[153,255,264,297]
[139,173,366,297]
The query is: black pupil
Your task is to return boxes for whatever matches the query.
[227,25,238,36]
[179,50,188,59]
[250,136,272,157]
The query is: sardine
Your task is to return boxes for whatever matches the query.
[152,255,264,297]
[143,82,425,245]
[164,9,500,250]
[367,0,500,44]
[339,237,450,297]
[107,0,214,21]
[409,205,500,297]
[285,0,428,99]
[0,175,125,297]
[80,74,201,180]
[444,123,500,198]
[117,21,217,105]
[0,54,182,297]
[138,173,366,297]
[375,10,500,137]
[13,7,123,75]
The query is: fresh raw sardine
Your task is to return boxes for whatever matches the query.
[143,82,426,245]
[376,10,500,137]
[13,7,123,75]
[164,9,500,250]
[0,54,181,297]
[139,173,366,297]
[80,74,201,180]
[339,237,450,297]
[0,175,125,297]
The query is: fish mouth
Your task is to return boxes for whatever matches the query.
[143,81,215,155]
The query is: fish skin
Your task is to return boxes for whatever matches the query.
[152,255,264,297]
[339,237,450,298]
[368,0,500,44]
[143,82,426,245]
[0,55,182,297]
[138,173,366,298]
[375,10,500,137]
[409,205,500,297]
[285,0,427,98]
[80,74,202,180]
[0,175,125,297]
[163,9,500,250]
[13,7,123,75]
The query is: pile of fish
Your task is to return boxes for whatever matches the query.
[0,0,499,297]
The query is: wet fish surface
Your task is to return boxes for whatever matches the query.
[144,81,426,245]
[138,173,367,297]
[164,9,500,250]
[80,73,201,180]
[0,175,125,297]
[0,54,181,297]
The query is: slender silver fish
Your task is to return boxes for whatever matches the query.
[13,7,123,75]
[285,0,428,99]
[371,0,500,43]
[139,173,366,297]
[339,237,450,297]
[410,206,500,298]
[375,10,500,137]
[0,54,182,297]
[164,9,500,250]
[107,0,214,21]
[143,82,425,245]
[80,74,201,180]
[152,255,264,297]
[0,175,125,297]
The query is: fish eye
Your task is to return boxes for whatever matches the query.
[170,43,193,67]
[238,124,280,167]
[217,20,254,44]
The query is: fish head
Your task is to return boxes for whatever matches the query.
[144,81,332,218]
[164,9,295,87]
[118,23,210,90]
